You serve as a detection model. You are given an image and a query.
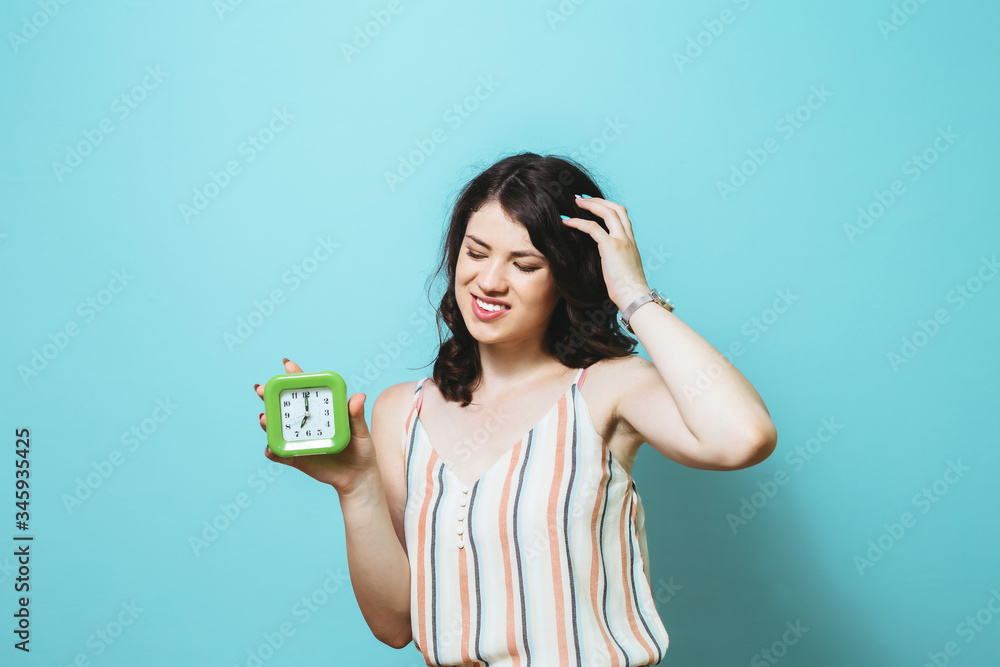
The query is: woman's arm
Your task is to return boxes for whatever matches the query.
[338,469,412,648]
[561,196,777,471]
[617,294,778,470]
[257,362,412,648]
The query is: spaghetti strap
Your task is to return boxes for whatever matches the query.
[413,377,428,415]
[576,365,589,389]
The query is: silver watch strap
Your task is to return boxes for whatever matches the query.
[621,292,655,324]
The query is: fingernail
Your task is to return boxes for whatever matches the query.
[574,194,582,198]
[581,194,592,199]
[282,358,290,364]
[253,383,260,390]
[259,412,264,419]
[560,215,570,220]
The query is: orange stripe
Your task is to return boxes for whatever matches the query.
[499,437,525,666]
[546,396,570,665]
[618,489,655,661]
[590,444,621,667]
[458,532,472,664]
[416,445,438,662]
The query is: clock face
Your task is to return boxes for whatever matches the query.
[279,386,336,444]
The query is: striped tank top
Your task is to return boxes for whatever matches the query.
[402,365,669,666]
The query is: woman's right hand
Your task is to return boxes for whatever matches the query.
[255,358,379,498]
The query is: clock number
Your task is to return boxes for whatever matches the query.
[284,412,290,418]
[305,430,311,437]
[324,397,329,404]
[285,424,290,430]
[283,400,290,407]
[325,420,330,427]
[324,409,330,415]
[317,429,322,436]
[292,392,298,398]
[294,431,299,437]
[304,391,310,397]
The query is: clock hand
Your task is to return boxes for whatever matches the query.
[301,394,310,427]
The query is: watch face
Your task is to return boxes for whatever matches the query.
[279,386,335,443]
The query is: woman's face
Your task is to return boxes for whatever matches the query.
[455,200,561,344]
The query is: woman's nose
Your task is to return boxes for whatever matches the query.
[476,259,508,291]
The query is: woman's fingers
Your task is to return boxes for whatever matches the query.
[258,359,305,460]
[254,358,301,402]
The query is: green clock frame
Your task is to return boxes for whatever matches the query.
[263,370,351,457]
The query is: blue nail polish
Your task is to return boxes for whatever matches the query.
[560,214,570,220]
[581,194,592,199]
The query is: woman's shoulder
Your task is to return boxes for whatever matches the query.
[374,378,423,415]
[584,354,650,388]
[582,355,658,415]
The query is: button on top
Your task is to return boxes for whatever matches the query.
[461,485,470,494]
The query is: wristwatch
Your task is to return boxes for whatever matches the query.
[619,288,674,333]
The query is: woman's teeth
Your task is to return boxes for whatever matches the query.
[476,297,509,312]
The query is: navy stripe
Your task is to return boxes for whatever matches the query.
[512,430,533,664]
[562,391,582,666]
[627,481,664,664]
[428,463,445,664]
[468,481,488,666]
[599,449,629,663]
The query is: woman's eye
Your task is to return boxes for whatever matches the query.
[465,249,540,273]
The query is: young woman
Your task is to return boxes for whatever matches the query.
[254,152,777,665]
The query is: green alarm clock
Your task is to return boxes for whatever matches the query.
[263,370,351,457]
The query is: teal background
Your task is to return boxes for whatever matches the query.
[2,0,998,665]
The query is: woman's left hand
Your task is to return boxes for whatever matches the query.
[561,195,652,310]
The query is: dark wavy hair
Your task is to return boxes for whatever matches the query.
[423,152,637,406]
